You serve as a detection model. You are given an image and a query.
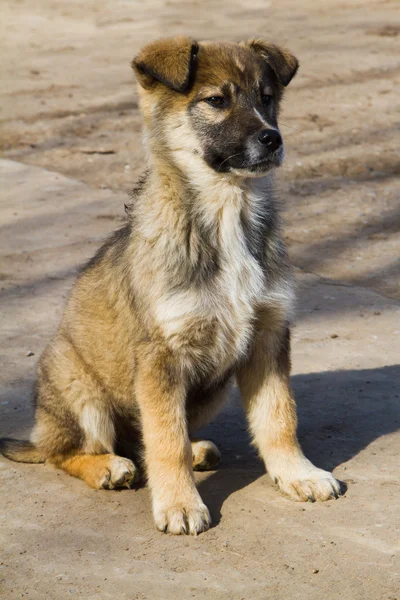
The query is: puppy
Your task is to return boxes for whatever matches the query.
[0,37,341,534]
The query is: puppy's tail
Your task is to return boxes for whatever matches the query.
[0,438,45,463]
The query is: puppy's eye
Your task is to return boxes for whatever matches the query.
[261,94,272,106]
[205,96,226,108]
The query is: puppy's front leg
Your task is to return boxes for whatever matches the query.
[135,353,211,534]
[237,327,341,501]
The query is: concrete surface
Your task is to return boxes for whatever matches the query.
[1,1,399,598]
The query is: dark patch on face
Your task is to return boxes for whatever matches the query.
[188,47,285,173]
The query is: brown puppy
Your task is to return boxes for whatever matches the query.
[0,37,341,534]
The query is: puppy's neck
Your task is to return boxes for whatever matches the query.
[147,148,272,219]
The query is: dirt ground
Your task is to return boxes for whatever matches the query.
[0,1,399,599]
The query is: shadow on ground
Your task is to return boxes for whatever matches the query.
[198,364,400,525]
[1,365,399,526]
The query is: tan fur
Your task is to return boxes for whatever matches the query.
[237,326,340,501]
[191,439,221,471]
[1,37,340,535]
[52,454,138,490]
[133,36,198,92]
[244,39,299,87]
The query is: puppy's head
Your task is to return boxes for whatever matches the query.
[132,37,298,177]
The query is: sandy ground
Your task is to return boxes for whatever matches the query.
[0,1,399,599]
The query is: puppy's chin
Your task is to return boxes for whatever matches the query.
[224,147,285,178]
[229,156,283,178]
[229,163,277,178]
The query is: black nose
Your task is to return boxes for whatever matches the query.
[258,129,282,152]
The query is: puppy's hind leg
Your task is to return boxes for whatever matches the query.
[36,400,138,490]
[187,379,230,472]
[55,453,139,490]
[62,403,138,489]
[191,439,221,471]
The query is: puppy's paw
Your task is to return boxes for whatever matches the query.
[191,439,221,471]
[100,456,139,490]
[277,470,341,502]
[269,456,341,502]
[154,500,211,535]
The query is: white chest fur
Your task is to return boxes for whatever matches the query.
[153,195,267,373]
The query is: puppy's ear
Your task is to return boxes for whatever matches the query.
[132,36,199,93]
[244,39,299,87]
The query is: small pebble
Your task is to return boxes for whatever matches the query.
[312,568,319,574]
[330,334,338,339]
[26,351,35,357]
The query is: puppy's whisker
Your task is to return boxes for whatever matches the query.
[217,151,244,171]
[279,122,298,131]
